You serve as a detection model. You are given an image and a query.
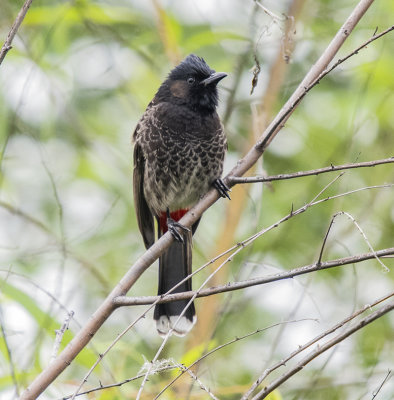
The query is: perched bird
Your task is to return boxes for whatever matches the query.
[132,54,229,337]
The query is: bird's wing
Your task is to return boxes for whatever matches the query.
[133,137,155,249]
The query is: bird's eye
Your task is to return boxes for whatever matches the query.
[187,77,195,85]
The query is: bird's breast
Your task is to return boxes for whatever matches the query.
[144,128,225,214]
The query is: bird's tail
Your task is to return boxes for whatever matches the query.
[154,226,196,337]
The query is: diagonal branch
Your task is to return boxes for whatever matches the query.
[255,7,392,153]
[19,1,384,398]
[249,301,394,399]
[155,319,316,399]
[72,178,390,398]
[135,173,346,399]
[371,370,392,399]
[0,0,35,65]
[242,292,394,399]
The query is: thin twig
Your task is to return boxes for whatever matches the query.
[50,311,74,364]
[69,236,246,398]
[19,4,385,398]
[178,364,219,400]
[229,157,394,184]
[241,292,394,399]
[261,276,312,379]
[256,22,394,152]
[69,327,132,400]
[136,175,342,399]
[309,173,344,204]
[64,322,304,399]
[317,218,335,265]
[371,369,392,399]
[334,212,389,272]
[135,237,243,399]
[250,301,394,399]
[254,0,287,22]
[69,234,247,398]
[72,175,385,396]
[0,0,35,65]
[114,247,394,307]
[317,209,392,270]
[60,365,178,400]
[115,182,394,307]
[155,319,316,399]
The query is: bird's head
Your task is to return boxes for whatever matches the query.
[156,54,227,113]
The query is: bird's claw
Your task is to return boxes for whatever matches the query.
[167,218,190,243]
[213,178,231,200]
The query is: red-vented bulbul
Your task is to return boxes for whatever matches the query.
[132,54,229,336]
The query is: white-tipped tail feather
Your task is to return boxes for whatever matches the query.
[156,315,197,337]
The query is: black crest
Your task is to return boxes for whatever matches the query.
[168,54,214,81]
[154,54,225,113]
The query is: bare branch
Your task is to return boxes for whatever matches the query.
[64,322,304,399]
[249,301,394,400]
[155,319,316,399]
[19,2,384,398]
[69,314,147,400]
[0,0,34,65]
[256,13,393,153]
[74,166,339,398]
[317,217,335,265]
[61,365,178,400]
[316,24,394,84]
[254,0,288,22]
[371,369,392,399]
[114,247,394,306]
[135,174,345,399]
[166,182,393,311]
[242,292,394,399]
[317,210,391,271]
[333,212,390,272]
[138,172,341,398]
[50,311,74,364]
[116,181,393,311]
[178,364,219,400]
[230,157,394,184]
[135,235,242,399]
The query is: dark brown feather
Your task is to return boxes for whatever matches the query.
[133,142,154,249]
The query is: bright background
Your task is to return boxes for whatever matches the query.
[0,0,393,399]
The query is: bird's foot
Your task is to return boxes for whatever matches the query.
[166,209,190,243]
[213,178,231,200]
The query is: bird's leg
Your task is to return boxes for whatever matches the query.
[213,178,231,200]
[166,208,190,243]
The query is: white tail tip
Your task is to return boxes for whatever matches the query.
[156,315,197,337]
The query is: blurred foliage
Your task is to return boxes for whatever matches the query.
[0,0,393,399]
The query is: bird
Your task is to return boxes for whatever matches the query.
[132,54,229,337]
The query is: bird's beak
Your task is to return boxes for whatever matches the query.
[201,72,227,86]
